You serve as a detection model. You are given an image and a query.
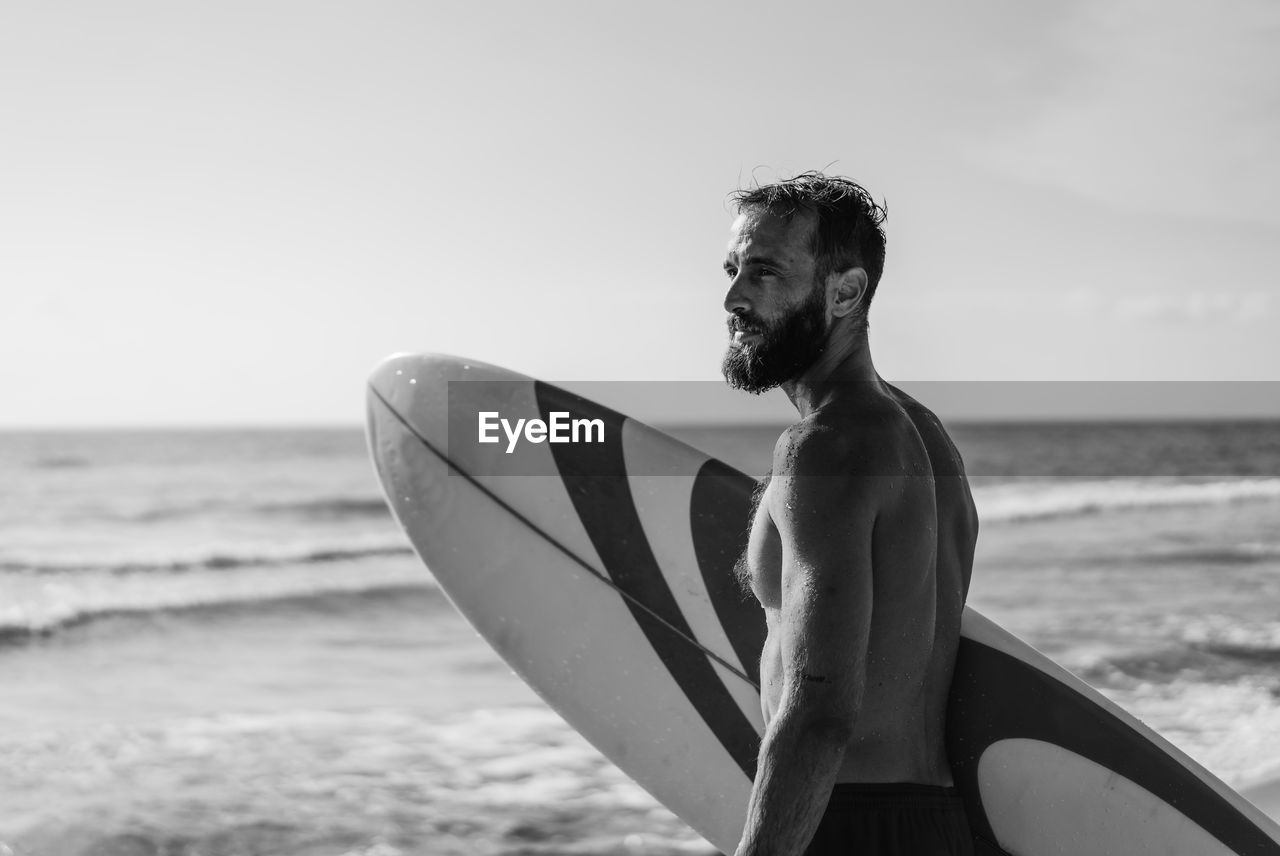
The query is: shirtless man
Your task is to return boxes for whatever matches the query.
[721,173,978,856]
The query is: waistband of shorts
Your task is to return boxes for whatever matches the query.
[827,782,966,811]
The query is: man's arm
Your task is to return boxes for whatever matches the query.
[734,422,887,856]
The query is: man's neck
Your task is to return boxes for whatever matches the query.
[781,332,879,418]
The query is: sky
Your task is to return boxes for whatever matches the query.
[2,0,1277,427]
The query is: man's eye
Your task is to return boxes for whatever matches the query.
[724,267,738,279]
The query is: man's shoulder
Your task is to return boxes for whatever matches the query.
[882,382,968,478]
[771,403,916,480]
[882,384,944,430]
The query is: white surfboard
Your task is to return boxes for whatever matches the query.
[365,352,1280,856]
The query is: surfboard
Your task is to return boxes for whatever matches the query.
[365,352,1280,856]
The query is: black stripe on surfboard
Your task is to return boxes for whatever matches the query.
[367,383,757,690]
[535,381,762,781]
[947,639,1280,855]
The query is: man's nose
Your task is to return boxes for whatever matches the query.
[724,273,750,314]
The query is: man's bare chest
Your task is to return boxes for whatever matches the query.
[743,477,782,608]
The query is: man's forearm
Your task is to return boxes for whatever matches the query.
[734,711,851,856]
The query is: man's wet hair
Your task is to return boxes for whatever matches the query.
[730,171,888,321]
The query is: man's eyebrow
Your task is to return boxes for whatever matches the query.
[725,254,787,269]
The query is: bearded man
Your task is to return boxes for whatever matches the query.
[722,173,978,856]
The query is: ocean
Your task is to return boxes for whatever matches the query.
[2,422,1279,855]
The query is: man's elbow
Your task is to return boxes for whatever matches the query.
[780,673,862,744]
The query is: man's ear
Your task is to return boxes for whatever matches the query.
[828,267,868,318]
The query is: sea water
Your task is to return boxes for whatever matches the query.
[1,423,1278,854]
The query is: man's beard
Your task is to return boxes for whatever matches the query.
[721,284,828,394]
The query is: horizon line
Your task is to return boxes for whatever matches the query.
[5,413,1280,432]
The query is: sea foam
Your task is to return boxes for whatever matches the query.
[974,477,1280,523]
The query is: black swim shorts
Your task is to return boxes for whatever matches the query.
[803,782,975,856]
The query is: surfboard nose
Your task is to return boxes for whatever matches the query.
[368,352,449,414]
[366,352,541,464]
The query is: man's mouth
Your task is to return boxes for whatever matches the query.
[731,328,762,347]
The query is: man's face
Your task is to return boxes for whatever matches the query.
[721,209,829,393]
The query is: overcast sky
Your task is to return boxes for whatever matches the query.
[2,1,1277,426]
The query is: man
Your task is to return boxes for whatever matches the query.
[721,172,978,856]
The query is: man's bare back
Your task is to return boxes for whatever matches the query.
[741,383,977,785]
